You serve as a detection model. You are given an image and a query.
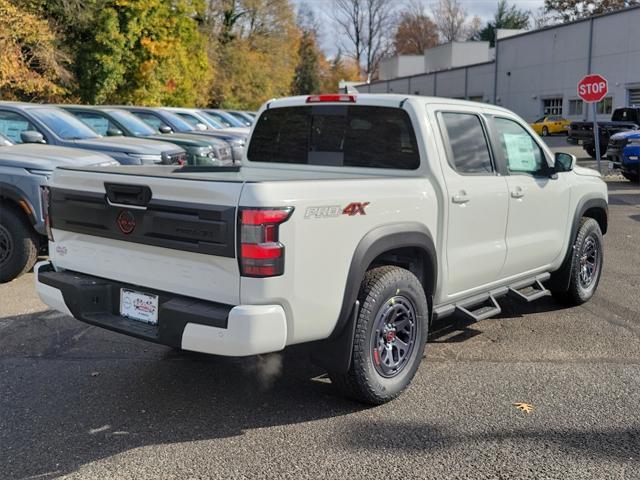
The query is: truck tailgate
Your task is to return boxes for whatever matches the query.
[48,168,243,305]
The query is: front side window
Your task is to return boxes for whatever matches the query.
[248,105,419,170]
[494,117,547,175]
[73,112,113,135]
[439,112,493,174]
[30,108,98,140]
[0,110,39,143]
[108,110,156,136]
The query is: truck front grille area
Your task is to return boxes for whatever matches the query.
[49,188,236,257]
[162,151,188,165]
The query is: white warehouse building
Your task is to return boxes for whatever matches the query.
[356,6,640,122]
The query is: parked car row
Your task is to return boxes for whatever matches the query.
[565,107,640,182]
[0,101,256,282]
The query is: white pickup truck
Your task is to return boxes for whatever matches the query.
[35,94,608,404]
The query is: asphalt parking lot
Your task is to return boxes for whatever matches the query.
[1,151,639,479]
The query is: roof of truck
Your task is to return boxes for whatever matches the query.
[263,93,514,115]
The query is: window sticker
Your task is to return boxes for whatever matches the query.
[503,133,538,172]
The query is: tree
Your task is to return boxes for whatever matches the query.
[291,33,321,95]
[544,0,639,22]
[205,0,300,108]
[478,0,530,46]
[393,0,438,55]
[0,0,72,101]
[333,0,396,82]
[319,50,362,92]
[431,0,468,42]
[75,0,212,106]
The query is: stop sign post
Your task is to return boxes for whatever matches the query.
[578,74,608,172]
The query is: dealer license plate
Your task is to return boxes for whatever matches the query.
[120,289,159,325]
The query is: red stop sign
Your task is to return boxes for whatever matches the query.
[577,74,608,103]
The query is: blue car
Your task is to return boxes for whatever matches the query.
[606,131,640,182]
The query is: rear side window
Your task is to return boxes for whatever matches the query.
[439,112,493,174]
[247,105,420,169]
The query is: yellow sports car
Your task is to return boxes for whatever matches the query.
[530,115,571,136]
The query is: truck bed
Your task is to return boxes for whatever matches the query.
[57,164,404,183]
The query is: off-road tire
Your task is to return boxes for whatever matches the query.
[0,205,39,283]
[553,218,603,306]
[329,266,428,405]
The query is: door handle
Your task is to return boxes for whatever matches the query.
[511,186,525,199]
[452,190,470,204]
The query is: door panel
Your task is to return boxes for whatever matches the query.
[491,116,572,277]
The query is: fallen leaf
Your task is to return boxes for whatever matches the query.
[513,402,534,414]
[90,372,100,377]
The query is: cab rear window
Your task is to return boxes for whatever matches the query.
[247,105,420,169]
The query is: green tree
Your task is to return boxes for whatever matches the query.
[76,0,212,105]
[544,0,638,22]
[292,31,321,95]
[478,0,529,47]
[0,0,72,101]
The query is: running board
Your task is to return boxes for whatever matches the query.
[507,279,551,303]
[455,295,501,322]
[433,273,551,322]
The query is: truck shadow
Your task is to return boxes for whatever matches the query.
[0,311,364,479]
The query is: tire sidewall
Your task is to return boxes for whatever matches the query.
[570,219,604,303]
[357,271,428,400]
[0,207,37,282]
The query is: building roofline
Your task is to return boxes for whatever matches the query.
[493,4,640,43]
[355,60,495,89]
[360,4,640,89]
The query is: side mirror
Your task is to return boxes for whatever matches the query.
[158,125,173,134]
[20,131,46,144]
[106,127,123,136]
[195,122,208,131]
[554,152,576,173]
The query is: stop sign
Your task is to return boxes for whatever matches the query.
[577,74,608,103]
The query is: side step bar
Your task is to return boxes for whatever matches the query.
[507,278,551,303]
[456,294,501,322]
[433,273,551,322]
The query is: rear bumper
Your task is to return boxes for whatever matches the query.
[34,261,287,356]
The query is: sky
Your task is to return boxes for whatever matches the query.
[295,0,547,55]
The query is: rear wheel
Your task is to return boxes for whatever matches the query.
[553,218,603,306]
[0,206,39,283]
[329,266,428,405]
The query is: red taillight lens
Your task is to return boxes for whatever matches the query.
[306,94,356,103]
[239,207,293,278]
[41,186,54,241]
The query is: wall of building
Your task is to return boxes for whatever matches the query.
[357,7,640,122]
[378,55,425,81]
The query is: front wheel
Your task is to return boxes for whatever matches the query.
[554,218,604,306]
[0,206,39,283]
[585,145,597,159]
[542,126,549,137]
[329,266,428,405]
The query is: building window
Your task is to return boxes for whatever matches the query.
[628,89,640,106]
[596,97,613,115]
[568,99,583,116]
[543,98,563,116]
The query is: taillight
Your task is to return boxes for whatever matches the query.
[239,207,293,277]
[41,186,54,241]
[306,94,356,103]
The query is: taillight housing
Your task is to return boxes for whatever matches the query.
[41,186,54,241]
[239,207,293,277]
